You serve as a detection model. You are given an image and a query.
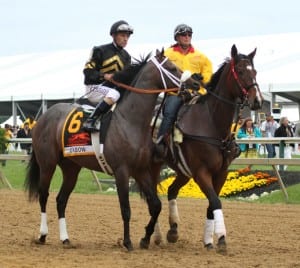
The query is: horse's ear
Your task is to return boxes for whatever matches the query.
[248,48,257,60]
[155,48,164,60]
[231,44,238,58]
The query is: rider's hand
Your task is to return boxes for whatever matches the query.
[178,90,192,102]
[191,73,203,81]
[104,73,113,81]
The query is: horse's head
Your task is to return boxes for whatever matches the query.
[230,44,263,110]
[151,49,200,91]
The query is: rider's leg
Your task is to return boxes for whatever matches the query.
[155,95,182,159]
[83,87,120,132]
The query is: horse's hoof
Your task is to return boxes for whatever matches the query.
[63,239,70,245]
[33,237,46,245]
[166,229,179,243]
[153,236,163,245]
[125,243,134,251]
[204,243,214,250]
[34,235,46,244]
[62,239,76,249]
[139,238,150,249]
[216,236,227,255]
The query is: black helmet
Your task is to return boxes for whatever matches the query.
[174,24,193,40]
[110,20,134,35]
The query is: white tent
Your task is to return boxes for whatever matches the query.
[0,32,299,101]
[0,116,23,127]
[1,32,300,122]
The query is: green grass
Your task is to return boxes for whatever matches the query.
[253,183,300,204]
[1,155,300,204]
[0,158,114,194]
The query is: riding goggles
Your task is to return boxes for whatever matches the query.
[175,26,193,36]
[116,24,134,34]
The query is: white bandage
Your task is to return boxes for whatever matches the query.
[40,212,48,236]
[168,199,180,225]
[59,218,69,241]
[203,219,214,245]
[213,209,226,239]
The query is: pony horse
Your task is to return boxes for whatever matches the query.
[152,45,263,253]
[24,49,200,251]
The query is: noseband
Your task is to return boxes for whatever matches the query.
[230,59,258,106]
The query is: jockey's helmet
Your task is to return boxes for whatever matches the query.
[174,24,193,41]
[110,20,134,35]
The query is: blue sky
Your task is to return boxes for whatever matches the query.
[1,0,299,56]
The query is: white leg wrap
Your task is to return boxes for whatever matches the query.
[153,221,163,244]
[213,209,226,239]
[168,199,180,225]
[203,219,214,245]
[40,212,48,236]
[59,218,69,241]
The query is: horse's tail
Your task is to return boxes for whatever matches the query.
[24,150,40,201]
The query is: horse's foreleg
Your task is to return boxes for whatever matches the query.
[153,221,163,245]
[166,174,189,243]
[56,161,81,245]
[201,172,227,254]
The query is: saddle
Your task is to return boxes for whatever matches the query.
[62,104,113,174]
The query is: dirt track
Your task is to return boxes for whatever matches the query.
[1,189,300,268]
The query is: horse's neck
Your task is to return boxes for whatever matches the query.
[207,68,236,138]
[117,92,158,130]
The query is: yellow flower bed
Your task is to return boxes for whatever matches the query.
[157,170,277,199]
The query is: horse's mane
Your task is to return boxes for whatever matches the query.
[112,53,152,85]
[206,53,249,91]
[206,58,229,91]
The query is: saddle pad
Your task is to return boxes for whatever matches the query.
[62,107,95,157]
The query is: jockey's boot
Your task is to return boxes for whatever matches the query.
[83,101,111,132]
[153,135,168,163]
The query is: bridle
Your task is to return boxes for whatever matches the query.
[230,58,259,103]
[207,57,258,108]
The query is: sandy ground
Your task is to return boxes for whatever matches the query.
[0,189,300,268]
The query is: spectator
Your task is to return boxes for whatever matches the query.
[260,113,279,158]
[237,117,262,158]
[23,115,36,129]
[274,116,294,170]
[231,114,243,137]
[1,124,13,166]
[17,122,31,154]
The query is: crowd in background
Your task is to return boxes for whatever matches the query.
[0,116,36,166]
[233,112,299,170]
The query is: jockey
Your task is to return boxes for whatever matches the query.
[154,23,213,160]
[82,20,133,132]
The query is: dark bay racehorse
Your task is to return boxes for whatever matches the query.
[24,49,200,251]
[152,45,263,253]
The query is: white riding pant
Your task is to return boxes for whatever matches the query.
[85,84,120,105]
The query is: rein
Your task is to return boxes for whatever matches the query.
[110,79,179,94]
[110,56,182,94]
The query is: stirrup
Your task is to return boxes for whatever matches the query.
[82,120,100,132]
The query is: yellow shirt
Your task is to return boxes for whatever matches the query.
[164,45,213,85]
